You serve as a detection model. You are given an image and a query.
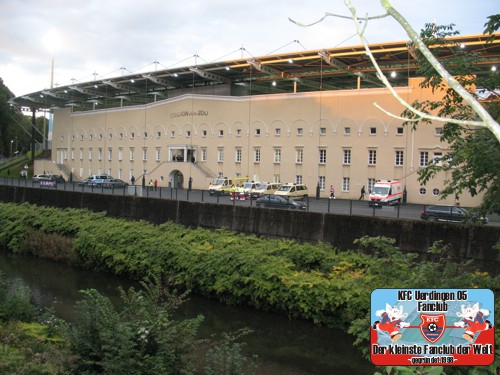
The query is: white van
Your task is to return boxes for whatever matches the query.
[274,183,308,200]
[368,180,403,206]
[251,182,282,198]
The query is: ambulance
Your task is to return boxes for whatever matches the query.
[368,180,403,207]
[208,176,249,196]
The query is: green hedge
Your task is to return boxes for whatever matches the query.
[1,202,498,365]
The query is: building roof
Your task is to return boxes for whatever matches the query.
[10,33,500,112]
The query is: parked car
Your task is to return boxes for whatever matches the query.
[421,205,488,224]
[274,183,308,200]
[32,174,52,182]
[255,194,307,210]
[251,182,282,198]
[78,174,112,187]
[97,178,129,189]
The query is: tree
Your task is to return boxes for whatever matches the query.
[290,2,500,212]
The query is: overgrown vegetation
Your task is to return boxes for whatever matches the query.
[0,202,498,374]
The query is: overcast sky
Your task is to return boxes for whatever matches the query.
[1,0,497,97]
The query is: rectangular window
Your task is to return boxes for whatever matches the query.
[395,150,404,166]
[202,130,207,137]
[297,128,303,136]
[435,128,443,136]
[254,148,261,163]
[157,131,162,139]
[274,174,280,183]
[130,148,135,161]
[295,175,303,184]
[344,127,351,135]
[236,129,242,136]
[88,149,93,161]
[218,130,224,137]
[235,148,242,163]
[255,129,261,136]
[217,148,224,162]
[397,127,404,135]
[108,148,112,161]
[201,148,207,162]
[370,127,377,135]
[368,178,376,193]
[144,132,148,139]
[118,148,123,161]
[433,152,443,166]
[155,148,161,161]
[275,128,281,136]
[342,177,350,192]
[171,131,175,138]
[368,150,377,165]
[320,127,326,136]
[343,149,351,165]
[420,151,429,167]
[98,148,103,161]
[319,176,326,190]
[79,149,83,161]
[296,148,303,163]
[142,148,147,161]
[274,148,281,163]
[71,149,74,160]
[319,149,327,164]
[186,130,191,138]
[130,132,135,139]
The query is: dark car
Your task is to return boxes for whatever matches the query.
[97,178,129,189]
[255,194,307,210]
[421,205,488,224]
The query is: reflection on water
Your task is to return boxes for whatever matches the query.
[0,251,374,374]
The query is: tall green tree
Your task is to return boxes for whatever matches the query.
[401,22,500,213]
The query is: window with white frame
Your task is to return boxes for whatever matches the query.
[255,128,261,136]
[98,148,103,161]
[295,175,303,184]
[319,176,326,190]
[217,148,224,162]
[395,150,404,166]
[235,148,242,163]
[155,148,161,161]
[343,149,351,165]
[296,128,303,136]
[108,148,112,161]
[157,131,161,139]
[118,148,123,161]
[171,131,175,138]
[370,127,377,135]
[319,149,327,164]
[342,177,350,192]
[130,133,134,139]
[218,129,224,137]
[435,128,443,136]
[144,132,148,139]
[129,148,135,161]
[433,152,443,166]
[368,178,376,192]
[142,148,147,161]
[108,134,112,140]
[119,133,123,139]
[79,149,83,160]
[274,148,281,163]
[254,148,261,163]
[344,127,351,135]
[295,148,303,163]
[99,134,103,140]
[397,127,404,135]
[201,148,207,162]
[80,134,84,141]
[274,174,280,183]
[202,130,207,137]
[275,128,281,136]
[186,130,191,138]
[89,134,93,140]
[420,151,429,167]
[88,149,93,161]
[368,150,377,165]
[236,129,242,137]
[320,127,326,136]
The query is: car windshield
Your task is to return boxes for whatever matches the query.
[277,185,291,192]
[371,186,389,195]
[212,179,225,185]
[243,182,254,189]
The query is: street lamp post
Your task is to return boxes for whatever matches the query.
[10,140,13,158]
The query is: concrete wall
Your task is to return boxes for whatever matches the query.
[0,185,498,264]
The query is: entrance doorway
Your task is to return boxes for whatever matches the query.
[169,170,184,189]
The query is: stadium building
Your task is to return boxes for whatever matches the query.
[10,33,500,205]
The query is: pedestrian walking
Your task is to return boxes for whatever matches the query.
[359,185,366,200]
[329,185,335,199]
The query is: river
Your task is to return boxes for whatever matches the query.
[0,251,374,374]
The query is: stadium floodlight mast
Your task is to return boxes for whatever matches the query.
[42,30,61,89]
[290,0,500,143]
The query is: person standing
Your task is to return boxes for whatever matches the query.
[153,179,158,191]
[148,179,153,191]
[359,185,366,200]
[329,185,335,199]
[130,175,135,185]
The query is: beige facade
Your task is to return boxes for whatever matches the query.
[44,77,480,206]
